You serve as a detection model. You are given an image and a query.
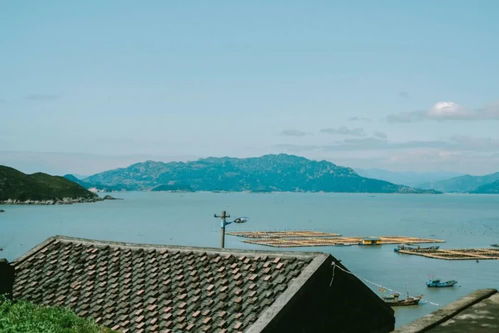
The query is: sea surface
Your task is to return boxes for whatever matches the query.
[1,192,499,328]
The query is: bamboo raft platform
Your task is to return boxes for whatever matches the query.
[228,231,444,248]
[226,231,341,239]
[397,248,499,260]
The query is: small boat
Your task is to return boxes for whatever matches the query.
[383,293,422,306]
[491,244,499,248]
[394,244,414,252]
[426,279,457,288]
[394,244,440,253]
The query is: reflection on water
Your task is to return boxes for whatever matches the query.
[1,192,499,327]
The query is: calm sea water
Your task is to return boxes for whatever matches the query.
[1,192,499,327]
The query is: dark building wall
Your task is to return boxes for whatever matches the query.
[0,259,15,297]
[263,255,395,333]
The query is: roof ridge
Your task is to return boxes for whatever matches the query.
[12,235,60,265]
[14,235,327,263]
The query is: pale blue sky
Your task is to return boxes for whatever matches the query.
[1,1,499,174]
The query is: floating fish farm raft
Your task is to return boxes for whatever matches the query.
[227,231,341,239]
[396,247,499,260]
[227,231,444,248]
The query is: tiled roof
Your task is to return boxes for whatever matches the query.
[12,236,324,333]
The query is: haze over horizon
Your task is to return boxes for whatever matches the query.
[2,1,499,175]
[0,151,476,179]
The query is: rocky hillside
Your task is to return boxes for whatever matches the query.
[420,172,499,193]
[0,165,98,204]
[471,179,499,194]
[84,154,437,193]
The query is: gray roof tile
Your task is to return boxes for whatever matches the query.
[12,236,321,332]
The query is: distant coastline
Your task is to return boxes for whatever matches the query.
[0,195,119,205]
[0,165,119,205]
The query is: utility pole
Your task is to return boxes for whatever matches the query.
[214,211,247,248]
[215,210,230,248]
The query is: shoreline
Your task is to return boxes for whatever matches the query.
[0,195,119,205]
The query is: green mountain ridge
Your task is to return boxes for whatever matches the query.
[0,165,98,203]
[419,172,499,193]
[471,179,499,194]
[84,154,438,193]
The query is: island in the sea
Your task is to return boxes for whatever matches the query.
[0,165,102,204]
[79,154,439,194]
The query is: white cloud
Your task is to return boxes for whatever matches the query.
[428,101,468,119]
[276,135,499,153]
[275,138,499,174]
[387,101,499,122]
[320,126,366,137]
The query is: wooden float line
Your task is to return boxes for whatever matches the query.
[397,248,499,260]
[241,236,444,248]
[226,231,341,239]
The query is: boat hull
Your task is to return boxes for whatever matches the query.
[385,299,421,306]
[383,294,422,306]
[426,280,457,288]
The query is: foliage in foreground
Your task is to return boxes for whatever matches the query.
[0,296,114,333]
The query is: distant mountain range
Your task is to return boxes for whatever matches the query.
[419,172,499,193]
[471,180,499,194]
[0,165,98,204]
[63,174,130,192]
[75,154,437,194]
[354,168,463,188]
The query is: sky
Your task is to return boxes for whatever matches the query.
[1,1,499,175]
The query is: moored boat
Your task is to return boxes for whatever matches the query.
[426,279,457,287]
[383,293,422,306]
